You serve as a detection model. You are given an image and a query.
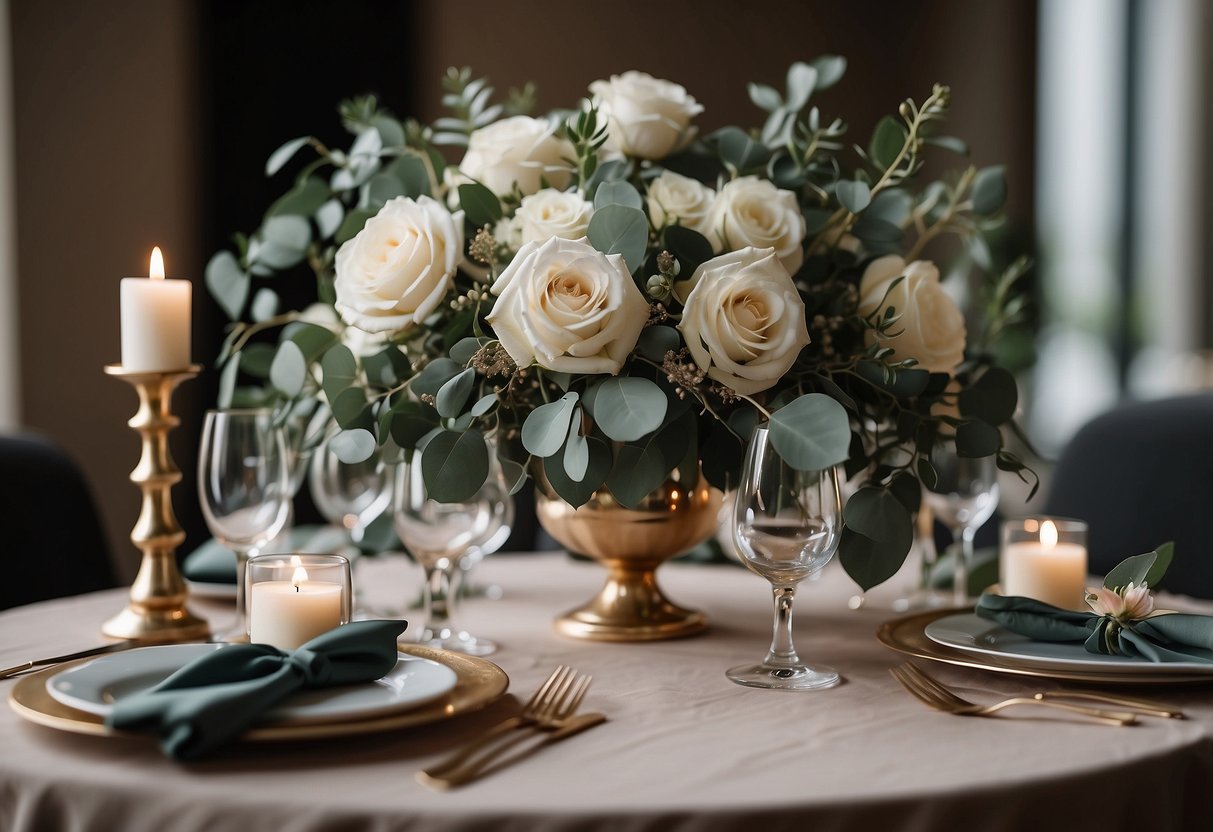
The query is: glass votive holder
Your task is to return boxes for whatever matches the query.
[246,553,352,649]
[1000,517,1089,609]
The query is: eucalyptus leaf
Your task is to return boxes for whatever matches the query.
[868,116,906,170]
[457,182,503,227]
[955,420,1001,458]
[363,345,411,388]
[268,177,329,218]
[329,428,377,464]
[389,400,439,449]
[315,199,345,239]
[205,251,249,321]
[421,429,490,502]
[809,55,847,91]
[262,214,311,250]
[562,411,590,481]
[835,179,872,213]
[411,357,462,396]
[587,204,648,274]
[663,225,713,275]
[544,435,610,508]
[768,393,851,471]
[470,393,497,418]
[958,367,1018,425]
[851,216,904,243]
[784,63,817,110]
[250,288,279,323]
[635,326,681,362]
[593,180,643,210]
[330,386,369,430]
[592,377,667,442]
[269,340,307,397]
[320,344,357,402]
[839,526,912,591]
[266,136,310,177]
[711,126,771,173]
[217,354,240,409]
[747,82,783,111]
[240,343,277,379]
[972,165,1007,216]
[606,438,669,509]
[521,392,579,458]
[335,208,377,244]
[364,172,407,208]
[435,367,475,418]
[449,336,491,366]
[389,154,431,198]
[1103,542,1174,591]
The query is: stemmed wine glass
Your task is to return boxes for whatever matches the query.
[456,460,514,603]
[309,424,393,546]
[197,409,291,641]
[392,449,509,656]
[922,441,1000,606]
[728,425,843,691]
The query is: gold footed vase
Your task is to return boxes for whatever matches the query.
[536,470,723,642]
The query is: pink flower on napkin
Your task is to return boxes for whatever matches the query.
[1085,582,1155,622]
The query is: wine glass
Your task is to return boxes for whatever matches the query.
[456,455,514,603]
[197,409,291,640]
[309,424,393,545]
[922,440,1000,606]
[728,425,843,691]
[392,449,502,655]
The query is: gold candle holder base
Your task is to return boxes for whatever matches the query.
[102,364,209,643]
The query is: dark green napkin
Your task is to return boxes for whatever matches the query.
[106,619,407,760]
[975,594,1213,664]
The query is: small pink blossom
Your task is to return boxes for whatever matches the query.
[1085,582,1155,621]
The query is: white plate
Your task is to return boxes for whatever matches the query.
[46,644,459,725]
[924,613,1213,676]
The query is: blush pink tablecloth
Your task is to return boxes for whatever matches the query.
[2,552,1212,832]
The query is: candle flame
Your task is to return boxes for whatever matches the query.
[149,246,165,280]
[1040,519,1058,549]
[292,566,309,585]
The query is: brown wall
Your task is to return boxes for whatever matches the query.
[11,0,201,580]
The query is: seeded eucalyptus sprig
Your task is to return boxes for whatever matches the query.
[432,68,504,147]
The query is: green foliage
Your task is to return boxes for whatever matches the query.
[587,204,648,274]
[590,377,667,442]
[1103,543,1174,591]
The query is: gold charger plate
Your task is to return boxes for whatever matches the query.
[877,608,1213,685]
[8,644,509,741]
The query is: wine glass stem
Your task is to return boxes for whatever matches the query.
[423,562,458,636]
[953,526,977,606]
[765,586,802,668]
[233,546,251,638]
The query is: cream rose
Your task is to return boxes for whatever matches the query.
[646,170,714,234]
[333,195,463,333]
[705,176,807,276]
[858,255,966,374]
[486,236,649,374]
[677,247,811,396]
[444,116,573,199]
[515,189,594,246]
[589,71,703,160]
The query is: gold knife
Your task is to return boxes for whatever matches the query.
[0,640,140,680]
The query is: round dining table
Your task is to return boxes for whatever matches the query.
[2,551,1212,831]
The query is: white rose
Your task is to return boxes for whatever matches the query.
[333,195,463,333]
[486,236,649,375]
[646,170,715,234]
[515,189,594,246]
[589,71,703,161]
[677,247,811,396]
[444,115,573,199]
[705,176,807,276]
[858,255,966,374]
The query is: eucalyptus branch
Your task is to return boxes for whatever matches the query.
[904,165,976,261]
[227,311,304,357]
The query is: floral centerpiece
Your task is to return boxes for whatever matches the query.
[206,57,1032,591]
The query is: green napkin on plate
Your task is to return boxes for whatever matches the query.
[182,525,361,585]
[107,619,407,760]
[975,594,1213,664]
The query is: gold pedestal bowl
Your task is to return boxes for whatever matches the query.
[536,470,723,642]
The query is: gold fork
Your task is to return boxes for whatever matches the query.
[890,663,1136,726]
[418,666,592,785]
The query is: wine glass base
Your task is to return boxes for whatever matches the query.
[420,629,497,656]
[726,662,841,691]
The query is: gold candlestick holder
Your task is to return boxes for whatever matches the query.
[102,363,210,643]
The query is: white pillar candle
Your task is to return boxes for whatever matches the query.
[1001,519,1088,609]
[249,566,344,650]
[120,246,191,371]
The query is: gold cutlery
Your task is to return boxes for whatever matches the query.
[0,640,140,681]
[1033,690,1184,719]
[418,665,592,785]
[420,711,607,789]
[890,663,1136,726]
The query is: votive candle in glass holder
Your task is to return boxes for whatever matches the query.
[247,554,351,649]
[1000,517,1089,609]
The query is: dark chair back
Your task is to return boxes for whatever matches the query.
[0,433,117,610]
[1044,394,1213,599]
